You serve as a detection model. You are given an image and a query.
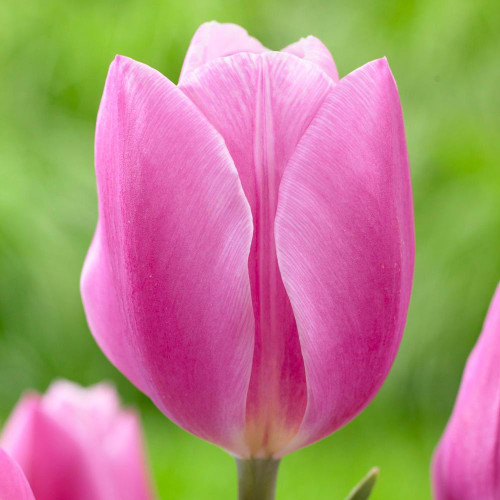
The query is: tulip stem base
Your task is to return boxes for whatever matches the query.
[235,458,281,500]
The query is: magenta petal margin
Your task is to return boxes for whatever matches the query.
[81,21,415,458]
[432,283,500,500]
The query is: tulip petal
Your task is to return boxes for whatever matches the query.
[0,448,35,500]
[105,410,155,500]
[432,283,500,499]
[282,36,339,82]
[180,51,333,455]
[81,56,255,455]
[275,58,414,454]
[179,21,267,84]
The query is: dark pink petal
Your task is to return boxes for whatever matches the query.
[81,56,255,455]
[432,284,500,500]
[180,52,333,456]
[0,448,34,500]
[282,36,339,82]
[179,21,267,84]
[275,58,414,454]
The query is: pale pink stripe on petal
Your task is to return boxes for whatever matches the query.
[432,283,500,500]
[282,36,339,82]
[179,21,267,84]
[81,56,255,456]
[275,58,414,455]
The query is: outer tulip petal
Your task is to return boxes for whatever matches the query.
[275,58,414,454]
[282,36,339,82]
[0,449,35,500]
[1,382,154,500]
[180,52,333,455]
[179,21,267,84]
[81,56,254,455]
[432,284,500,500]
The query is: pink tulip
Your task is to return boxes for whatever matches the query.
[81,21,414,459]
[0,448,35,500]
[1,380,154,500]
[432,284,500,500]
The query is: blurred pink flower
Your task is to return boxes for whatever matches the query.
[1,380,154,500]
[0,448,34,500]
[432,283,500,499]
[81,21,414,458]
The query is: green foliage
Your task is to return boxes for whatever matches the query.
[0,0,499,498]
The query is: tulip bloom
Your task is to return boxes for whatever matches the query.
[0,449,35,500]
[81,21,414,465]
[1,380,153,500]
[432,284,500,500]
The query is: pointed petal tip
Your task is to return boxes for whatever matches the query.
[364,57,399,90]
[179,21,266,83]
[282,35,338,81]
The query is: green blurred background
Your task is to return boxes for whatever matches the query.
[1,0,499,498]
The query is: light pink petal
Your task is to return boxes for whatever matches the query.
[81,56,254,456]
[179,21,267,84]
[0,395,40,479]
[0,449,35,500]
[282,36,339,82]
[432,283,500,500]
[275,58,414,455]
[180,51,333,456]
[104,411,155,500]
[43,380,120,423]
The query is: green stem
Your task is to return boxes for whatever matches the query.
[235,458,281,500]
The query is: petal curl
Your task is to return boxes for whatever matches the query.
[179,21,267,84]
[0,448,35,500]
[432,284,500,500]
[275,58,414,454]
[282,36,339,81]
[81,56,254,455]
[180,52,332,455]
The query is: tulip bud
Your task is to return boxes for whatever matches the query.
[81,21,414,460]
[432,284,500,499]
[1,380,154,500]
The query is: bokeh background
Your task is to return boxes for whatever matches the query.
[1,0,499,498]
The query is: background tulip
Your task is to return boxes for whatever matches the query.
[1,380,153,500]
[0,448,35,500]
[432,283,500,500]
[81,21,414,496]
